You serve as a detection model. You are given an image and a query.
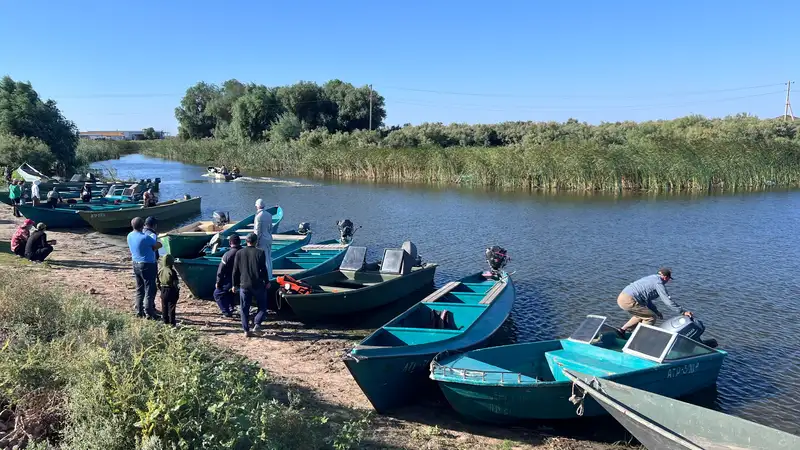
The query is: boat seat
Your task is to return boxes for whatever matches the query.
[273,269,304,275]
[479,283,504,305]
[318,285,356,292]
[381,327,461,345]
[545,350,633,382]
[422,282,462,302]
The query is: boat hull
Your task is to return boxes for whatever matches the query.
[78,197,201,233]
[344,275,516,412]
[18,205,89,228]
[284,264,438,322]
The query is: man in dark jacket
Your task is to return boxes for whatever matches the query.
[25,223,55,262]
[232,233,269,337]
[214,234,242,318]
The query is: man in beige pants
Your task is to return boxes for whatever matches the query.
[616,267,693,335]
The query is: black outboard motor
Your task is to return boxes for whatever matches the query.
[212,211,230,227]
[658,315,718,348]
[298,222,311,235]
[337,219,357,244]
[484,245,509,279]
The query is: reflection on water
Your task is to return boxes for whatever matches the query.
[94,154,800,434]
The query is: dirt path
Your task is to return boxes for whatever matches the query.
[0,208,631,450]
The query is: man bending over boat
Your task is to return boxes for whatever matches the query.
[616,268,693,336]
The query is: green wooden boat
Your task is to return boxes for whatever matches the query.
[343,270,516,413]
[78,197,202,233]
[175,239,348,300]
[18,201,142,229]
[281,245,438,322]
[565,370,800,449]
[159,206,283,258]
[429,315,726,423]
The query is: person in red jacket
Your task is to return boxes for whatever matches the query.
[11,219,35,257]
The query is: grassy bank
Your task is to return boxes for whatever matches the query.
[0,273,367,449]
[76,140,141,166]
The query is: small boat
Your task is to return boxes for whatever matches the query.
[18,202,142,229]
[280,242,438,322]
[159,207,283,258]
[564,370,800,450]
[206,167,241,181]
[174,239,348,300]
[78,196,202,233]
[343,246,515,413]
[429,314,726,423]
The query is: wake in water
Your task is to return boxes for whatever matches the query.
[233,176,317,187]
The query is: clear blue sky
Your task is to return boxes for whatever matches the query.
[1,0,797,134]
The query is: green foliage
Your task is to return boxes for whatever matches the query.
[76,140,140,166]
[174,82,220,139]
[0,75,79,174]
[230,85,281,142]
[0,133,56,172]
[0,274,347,449]
[268,112,303,142]
[142,127,159,140]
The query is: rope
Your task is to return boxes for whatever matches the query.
[569,382,586,416]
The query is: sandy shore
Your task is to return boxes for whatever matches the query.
[0,207,631,450]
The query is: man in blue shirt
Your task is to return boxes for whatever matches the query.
[616,267,693,335]
[128,216,162,319]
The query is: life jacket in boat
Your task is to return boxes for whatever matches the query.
[277,275,313,295]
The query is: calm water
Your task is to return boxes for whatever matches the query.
[94,154,800,434]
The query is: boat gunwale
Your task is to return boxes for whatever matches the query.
[282,263,439,300]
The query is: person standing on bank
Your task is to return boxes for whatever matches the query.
[214,234,242,318]
[616,268,693,335]
[144,216,160,261]
[128,217,162,319]
[232,233,269,337]
[25,223,56,262]
[8,180,22,217]
[31,180,41,206]
[157,253,180,327]
[253,198,273,279]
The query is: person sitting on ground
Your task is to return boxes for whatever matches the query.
[25,223,55,263]
[616,267,693,336]
[31,179,41,206]
[80,182,93,203]
[157,253,180,327]
[214,234,243,318]
[46,188,61,208]
[232,233,269,337]
[8,180,22,217]
[11,219,35,257]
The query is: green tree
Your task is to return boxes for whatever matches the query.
[174,82,221,139]
[142,127,158,140]
[276,81,333,131]
[0,75,79,174]
[230,85,283,142]
[268,112,303,142]
[0,133,57,171]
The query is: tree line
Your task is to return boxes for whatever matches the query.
[175,79,386,142]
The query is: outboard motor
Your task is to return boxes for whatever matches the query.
[658,315,718,348]
[298,222,311,235]
[484,245,509,279]
[337,219,357,244]
[401,241,422,266]
[212,211,230,227]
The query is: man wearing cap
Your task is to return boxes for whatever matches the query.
[253,199,273,280]
[25,223,56,262]
[232,233,269,337]
[11,219,36,257]
[214,234,243,318]
[128,217,162,319]
[616,268,693,335]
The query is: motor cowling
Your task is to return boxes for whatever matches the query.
[212,211,230,227]
[485,246,509,274]
[658,315,718,348]
[337,219,355,244]
[298,222,311,235]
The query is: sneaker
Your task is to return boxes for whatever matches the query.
[243,331,253,338]
[253,324,263,333]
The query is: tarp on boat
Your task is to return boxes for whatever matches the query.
[16,163,51,182]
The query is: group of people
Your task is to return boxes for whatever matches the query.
[125,198,273,336]
[10,219,56,262]
[219,165,241,177]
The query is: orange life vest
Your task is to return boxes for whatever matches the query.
[276,275,313,295]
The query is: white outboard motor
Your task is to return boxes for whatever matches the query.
[298,222,311,235]
[401,241,422,266]
[659,315,718,348]
[212,211,230,228]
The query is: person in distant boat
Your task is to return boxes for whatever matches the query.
[253,198,273,282]
[616,268,693,335]
[232,233,269,337]
[25,223,55,263]
[220,165,229,175]
[214,234,243,318]
[231,166,240,177]
[143,188,157,207]
[157,253,180,327]
[31,179,41,206]
[46,188,61,208]
[80,182,93,203]
[11,219,35,257]
[87,172,97,182]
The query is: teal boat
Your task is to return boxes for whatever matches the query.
[565,370,800,450]
[78,197,202,233]
[175,239,348,300]
[159,207,283,258]
[429,315,726,423]
[18,202,141,229]
[281,244,438,322]
[0,240,10,254]
[343,264,515,413]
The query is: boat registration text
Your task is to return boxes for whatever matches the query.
[667,362,700,378]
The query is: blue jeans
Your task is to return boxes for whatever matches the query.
[133,262,157,317]
[239,286,267,332]
[213,282,234,315]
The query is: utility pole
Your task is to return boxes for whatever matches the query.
[368,84,373,130]
[785,81,795,121]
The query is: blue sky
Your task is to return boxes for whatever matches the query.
[1,1,797,134]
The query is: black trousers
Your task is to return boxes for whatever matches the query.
[160,287,179,326]
[12,243,26,257]
[26,245,53,262]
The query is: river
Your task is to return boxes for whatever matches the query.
[93,154,800,434]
